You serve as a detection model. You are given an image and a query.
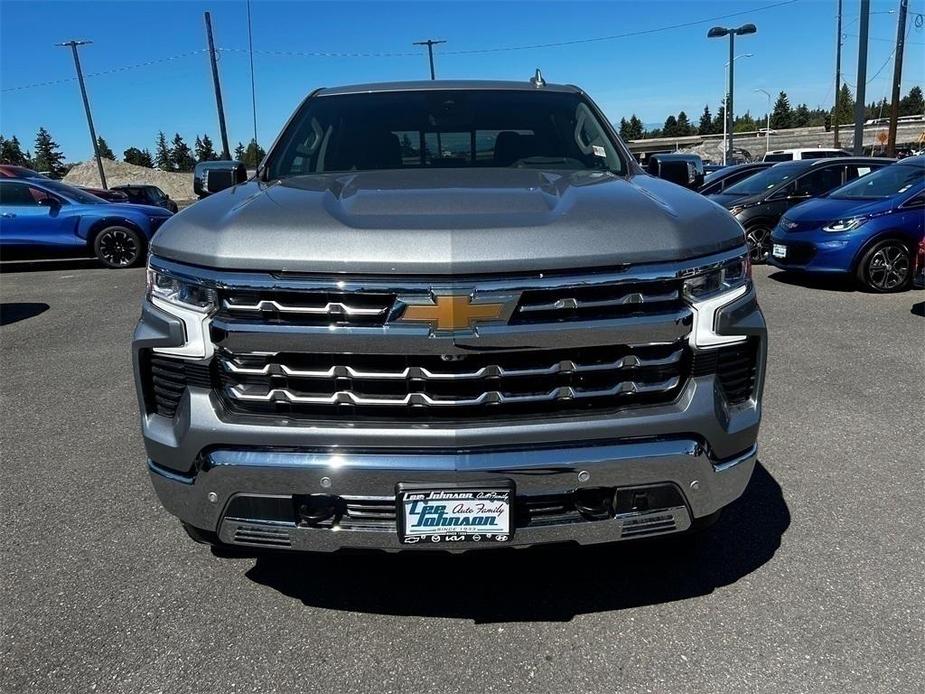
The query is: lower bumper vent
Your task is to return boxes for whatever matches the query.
[232,523,293,548]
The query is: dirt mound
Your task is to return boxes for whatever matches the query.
[64,159,195,201]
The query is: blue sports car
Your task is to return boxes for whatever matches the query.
[769,156,925,292]
[0,178,173,268]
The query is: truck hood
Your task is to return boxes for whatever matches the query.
[151,168,745,274]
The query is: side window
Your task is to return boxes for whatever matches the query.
[28,186,57,204]
[795,166,844,196]
[0,182,39,206]
[846,165,874,181]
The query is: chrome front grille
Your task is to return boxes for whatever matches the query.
[219,290,395,327]
[216,342,688,419]
[513,279,682,323]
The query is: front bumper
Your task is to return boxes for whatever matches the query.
[149,439,757,552]
[768,228,861,273]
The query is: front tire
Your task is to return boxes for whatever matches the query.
[856,239,912,293]
[745,224,773,264]
[93,225,143,268]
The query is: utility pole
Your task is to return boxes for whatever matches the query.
[887,0,908,156]
[204,11,231,159]
[853,0,870,155]
[413,39,446,80]
[57,40,106,188]
[246,0,258,149]
[708,24,757,164]
[833,0,843,148]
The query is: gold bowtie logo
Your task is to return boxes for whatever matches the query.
[397,294,511,332]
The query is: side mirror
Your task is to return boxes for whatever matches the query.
[193,160,247,198]
[652,160,699,189]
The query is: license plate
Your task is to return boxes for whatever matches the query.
[397,484,512,545]
[772,244,787,258]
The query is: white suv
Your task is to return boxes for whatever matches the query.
[763,148,850,162]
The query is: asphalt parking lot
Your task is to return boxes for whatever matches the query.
[1,260,922,694]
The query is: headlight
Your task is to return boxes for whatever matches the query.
[146,266,217,313]
[822,216,868,233]
[682,253,750,301]
[146,261,216,358]
[683,253,751,348]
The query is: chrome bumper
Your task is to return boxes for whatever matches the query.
[149,438,757,552]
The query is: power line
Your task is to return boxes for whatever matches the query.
[1,49,207,93]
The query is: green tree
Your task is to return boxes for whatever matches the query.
[170,133,195,171]
[194,133,217,163]
[792,103,811,128]
[242,139,266,168]
[676,111,693,136]
[234,142,246,160]
[154,131,172,170]
[627,114,644,140]
[662,115,678,138]
[733,111,756,133]
[713,104,726,134]
[899,86,924,116]
[32,127,66,176]
[834,84,854,125]
[96,136,115,160]
[698,105,713,135]
[618,117,630,139]
[0,134,31,166]
[770,91,793,129]
[124,147,153,167]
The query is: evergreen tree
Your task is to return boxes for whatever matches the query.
[194,133,217,162]
[242,139,266,168]
[618,117,630,140]
[899,86,924,116]
[154,131,172,170]
[32,127,66,176]
[96,136,115,160]
[713,104,726,134]
[170,133,195,171]
[0,134,30,166]
[698,105,713,135]
[662,115,678,138]
[733,111,756,133]
[234,142,246,160]
[124,147,154,167]
[770,91,793,129]
[834,84,854,125]
[627,114,644,140]
[676,111,692,136]
[793,103,811,128]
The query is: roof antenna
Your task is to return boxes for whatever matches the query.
[530,68,546,88]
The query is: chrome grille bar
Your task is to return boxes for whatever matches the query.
[223,299,387,316]
[221,348,684,380]
[518,289,679,313]
[227,376,680,407]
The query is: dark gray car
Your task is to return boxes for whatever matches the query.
[133,79,767,553]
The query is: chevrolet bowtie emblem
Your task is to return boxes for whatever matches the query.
[396,294,514,332]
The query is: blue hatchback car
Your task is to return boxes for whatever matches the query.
[0,178,173,267]
[769,156,925,291]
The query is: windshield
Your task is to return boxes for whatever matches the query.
[724,164,803,196]
[265,89,625,179]
[39,179,106,204]
[829,163,925,200]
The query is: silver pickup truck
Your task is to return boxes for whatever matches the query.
[133,78,766,553]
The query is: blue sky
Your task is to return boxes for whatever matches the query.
[1,0,922,161]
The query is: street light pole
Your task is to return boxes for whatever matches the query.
[723,54,753,164]
[755,88,772,154]
[57,40,106,188]
[708,24,757,165]
[413,39,446,80]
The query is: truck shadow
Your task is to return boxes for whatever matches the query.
[245,462,789,623]
[0,302,49,326]
[767,270,857,292]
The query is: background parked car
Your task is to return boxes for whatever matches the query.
[78,186,129,203]
[0,178,173,268]
[698,161,773,195]
[0,165,49,179]
[769,155,925,292]
[763,148,850,162]
[644,153,705,189]
[707,157,890,261]
[111,184,179,213]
